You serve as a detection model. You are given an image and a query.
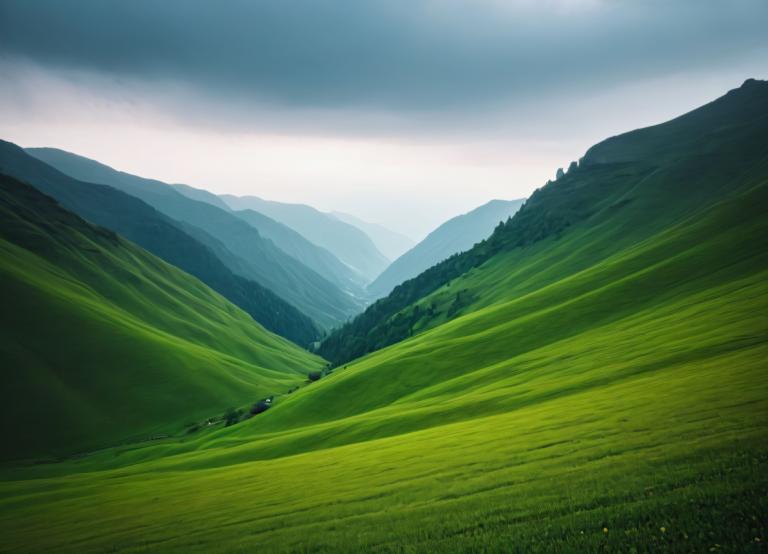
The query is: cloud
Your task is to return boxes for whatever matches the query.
[1,0,766,236]
[1,0,766,114]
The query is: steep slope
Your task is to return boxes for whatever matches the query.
[221,194,390,282]
[172,182,367,295]
[320,79,768,364]
[25,148,360,329]
[172,182,231,210]
[2,80,766,553]
[231,208,368,295]
[0,174,324,461]
[0,141,318,345]
[331,210,415,260]
[367,198,525,298]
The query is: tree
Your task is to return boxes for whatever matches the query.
[223,407,242,426]
[250,400,270,415]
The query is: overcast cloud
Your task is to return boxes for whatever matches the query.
[1,0,766,236]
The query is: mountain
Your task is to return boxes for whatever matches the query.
[367,199,525,298]
[320,79,768,365]
[331,211,415,260]
[231,208,368,294]
[0,173,324,461]
[172,182,231,210]
[221,194,390,282]
[0,141,318,345]
[172,182,368,296]
[25,148,361,329]
[2,80,767,553]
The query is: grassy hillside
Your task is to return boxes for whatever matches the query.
[368,198,525,298]
[0,80,766,552]
[320,78,768,365]
[1,144,765,553]
[26,147,361,329]
[0,174,324,461]
[0,140,319,345]
[2,261,764,551]
[221,194,390,282]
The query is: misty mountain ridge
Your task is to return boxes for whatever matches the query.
[25,147,363,329]
[169,180,370,295]
[0,140,320,345]
[367,198,526,298]
[330,210,415,260]
[221,194,390,282]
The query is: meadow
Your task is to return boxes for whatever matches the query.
[1,81,767,552]
[0,175,323,461]
[2,173,766,553]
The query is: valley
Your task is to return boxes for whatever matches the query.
[1,79,766,553]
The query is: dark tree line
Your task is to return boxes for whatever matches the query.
[319,162,629,365]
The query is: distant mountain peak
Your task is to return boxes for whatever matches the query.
[740,77,765,88]
[220,194,390,283]
[367,198,525,298]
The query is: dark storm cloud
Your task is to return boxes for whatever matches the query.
[0,0,766,111]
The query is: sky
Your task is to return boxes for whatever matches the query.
[1,0,766,239]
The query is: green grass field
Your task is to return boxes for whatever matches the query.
[1,241,765,551]
[0,176,323,461]
[1,82,766,552]
[2,159,766,553]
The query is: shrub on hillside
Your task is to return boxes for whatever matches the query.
[223,407,243,426]
[250,400,271,415]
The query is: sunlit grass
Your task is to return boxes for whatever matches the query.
[1,177,766,552]
[0,178,324,461]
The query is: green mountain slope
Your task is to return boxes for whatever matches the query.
[0,174,324,461]
[367,198,525,298]
[1,80,766,553]
[221,194,390,282]
[331,210,415,260]
[320,79,768,365]
[0,140,318,345]
[25,148,360,329]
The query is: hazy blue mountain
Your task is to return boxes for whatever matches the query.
[331,211,415,260]
[231,208,368,295]
[0,140,319,345]
[26,147,361,329]
[367,199,525,298]
[221,194,390,283]
[169,182,368,296]
[172,182,231,210]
